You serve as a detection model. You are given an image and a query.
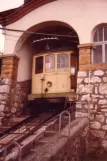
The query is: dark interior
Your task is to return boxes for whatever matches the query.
[23,25,79,54]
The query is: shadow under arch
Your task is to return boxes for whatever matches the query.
[14,20,80,53]
[15,20,80,84]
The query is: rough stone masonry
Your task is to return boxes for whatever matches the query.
[76,70,107,152]
[0,78,31,125]
[0,55,31,125]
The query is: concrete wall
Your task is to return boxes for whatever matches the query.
[3,0,107,81]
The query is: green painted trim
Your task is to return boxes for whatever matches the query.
[28,92,76,100]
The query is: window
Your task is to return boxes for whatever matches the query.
[57,53,69,70]
[35,56,43,74]
[45,55,55,72]
[92,27,107,64]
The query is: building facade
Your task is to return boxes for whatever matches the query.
[0,0,107,152]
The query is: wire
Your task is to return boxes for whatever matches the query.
[4,37,79,44]
[3,33,78,44]
[0,27,78,38]
[3,33,22,38]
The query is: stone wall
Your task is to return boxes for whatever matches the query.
[0,78,31,125]
[9,79,31,116]
[76,70,107,153]
[0,79,11,126]
[1,55,19,80]
[0,55,32,125]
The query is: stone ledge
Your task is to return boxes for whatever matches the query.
[78,43,93,49]
[0,54,20,60]
[80,63,107,71]
[62,117,88,137]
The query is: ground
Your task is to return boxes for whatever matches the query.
[82,153,107,161]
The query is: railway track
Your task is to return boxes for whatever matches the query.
[22,106,75,161]
[0,104,75,160]
[0,112,56,156]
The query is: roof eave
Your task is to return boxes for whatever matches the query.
[0,0,56,26]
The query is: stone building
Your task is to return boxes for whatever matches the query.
[0,0,107,153]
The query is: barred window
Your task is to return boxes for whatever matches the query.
[92,27,107,64]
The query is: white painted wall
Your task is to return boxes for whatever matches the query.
[17,47,33,81]
[3,0,107,81]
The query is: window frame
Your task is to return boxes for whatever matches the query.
[92,26,107,64]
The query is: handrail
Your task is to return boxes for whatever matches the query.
[59,111,71,138]
[3,141,22,161]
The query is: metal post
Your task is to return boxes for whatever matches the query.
[3,141,22,161]
[59,111,71,138]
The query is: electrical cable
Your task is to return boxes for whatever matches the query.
[0,27,78,38]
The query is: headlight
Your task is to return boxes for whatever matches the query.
[47,81,52,87]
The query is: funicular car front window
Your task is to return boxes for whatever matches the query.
[57,54,69,69]
[45,55,55,72]
[35,56,43,74]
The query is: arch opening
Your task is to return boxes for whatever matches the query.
[15,21,79,114]
[15,21,79,82]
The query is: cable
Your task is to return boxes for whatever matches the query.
[4,37,79,44]
[3,33,22,38]
[3,33,78,44]
[0,30,78,44]
[0,27,78,38]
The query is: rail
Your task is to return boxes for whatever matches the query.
[3,141,22,161]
